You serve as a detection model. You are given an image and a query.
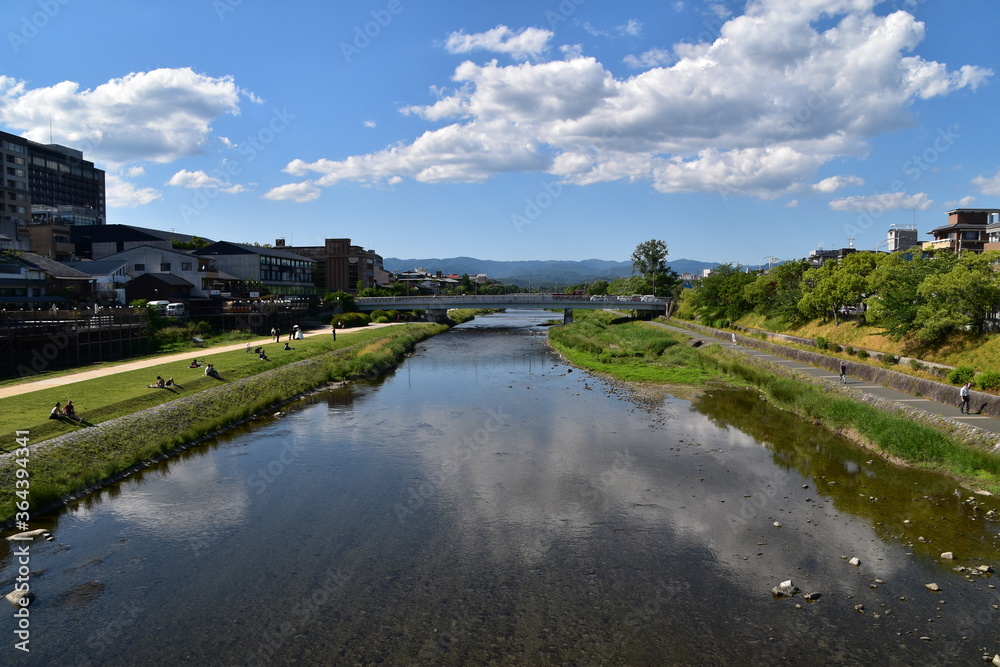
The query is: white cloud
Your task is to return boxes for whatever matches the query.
[363,120,376,128]
[623,48,674,69]
[263,182,322,202]
[167,169,246,194]
[828,191,933,212]
[972,170,1000,195]
[444,26,552,59]
[621,19,642,36]
[785,199,799,207]
[106,173,161,207]
[560,44,584,59]
[0,67,243,166]
[812,175,865,193]
[945,195,977,208]
[274,1,991,202]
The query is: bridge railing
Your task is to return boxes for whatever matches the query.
[354,294,669,305]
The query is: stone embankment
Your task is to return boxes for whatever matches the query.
[681,321,1000,419]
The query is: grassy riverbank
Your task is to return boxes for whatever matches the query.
[0,323,448,523]
[0,326,408,447]
[697,344,1000,490]
[550,311,1000,492]
[549,310,725,386]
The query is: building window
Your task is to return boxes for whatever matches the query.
[181,262,192,271]
[134,263,145,271]
[160,263,171,271]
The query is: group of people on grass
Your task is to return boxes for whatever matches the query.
[49,401,81,422]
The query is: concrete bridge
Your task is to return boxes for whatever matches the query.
[354,294,670,324]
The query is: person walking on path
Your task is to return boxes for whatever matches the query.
[960,382,972,414]
[731,332,736,344]
[840,360,847,384]
[331,326,336,341]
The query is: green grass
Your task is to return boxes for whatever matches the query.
[697,344,1000,490]
[0,323,450,522]
[548,311,724,386]
[0,326,411,449]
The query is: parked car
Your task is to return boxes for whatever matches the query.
[640,295,658,302]
[590,295,606,302]
[839,306,861,315]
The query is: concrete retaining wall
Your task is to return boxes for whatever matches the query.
[682,321,1000,418]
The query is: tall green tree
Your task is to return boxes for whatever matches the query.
[631,239,671,295]
[742,259,809,324]
[865,250,958,339]
[689,264,756,325]
[587,279,609,295]
[914,251,1000,344]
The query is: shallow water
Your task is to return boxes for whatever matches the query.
[1,311,998,665]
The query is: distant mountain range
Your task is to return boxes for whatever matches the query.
[383,257,719,287]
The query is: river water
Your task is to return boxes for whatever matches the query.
[2,311,999,665]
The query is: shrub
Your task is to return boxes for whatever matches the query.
[372,316,390,324]
[845,346,855,356]
[975,370,1000,391]
[370,310,388,320]
[329,312,370,328]
[881,353,899,365]
[947,365,976,385]
[815,336,830,350]
[856,350,869,360]
[909,359,926,372]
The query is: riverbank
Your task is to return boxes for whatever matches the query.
[549,311,1000,493]
[0,322,451,524]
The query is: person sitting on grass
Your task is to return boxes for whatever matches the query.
[259,348,270,361]
[205,364,221,379]
[283,341,293,351]
[63,400,80,422]
[189,358,201,368]
[49,402,64,420]
[165,377,175,387]
[148,376,166,389]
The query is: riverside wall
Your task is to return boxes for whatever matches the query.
[680,321,1000,419]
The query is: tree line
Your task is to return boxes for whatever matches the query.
[677,249,1000,346]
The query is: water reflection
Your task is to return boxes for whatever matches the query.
[1,311,998,665]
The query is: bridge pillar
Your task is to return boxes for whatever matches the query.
[426,309,450,323]
[563,308,574,325]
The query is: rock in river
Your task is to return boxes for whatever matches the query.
[771,580,800,598]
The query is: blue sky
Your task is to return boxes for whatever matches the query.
[2,0,997,265]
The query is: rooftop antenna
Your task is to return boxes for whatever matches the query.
[848,236,855,249]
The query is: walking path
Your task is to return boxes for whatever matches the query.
[654,321,1000,437]
[0,323,400,400]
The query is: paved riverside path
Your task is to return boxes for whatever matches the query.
[653,320,1000,438]
[0,323,401,400]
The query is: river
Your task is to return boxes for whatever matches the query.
[1,311,999,665]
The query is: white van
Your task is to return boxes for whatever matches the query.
[148,300,170,314]
[166,303,186,317]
